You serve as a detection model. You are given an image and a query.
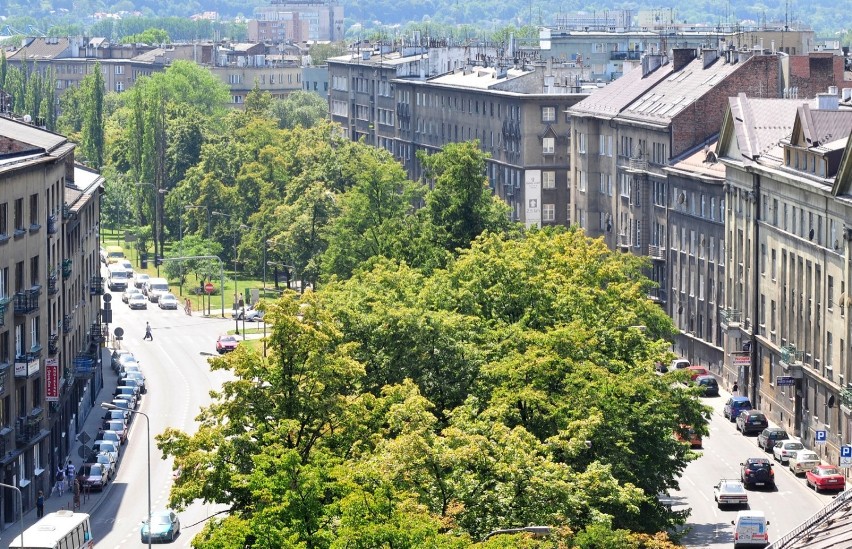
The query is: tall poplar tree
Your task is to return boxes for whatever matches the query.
[81,61,105,168]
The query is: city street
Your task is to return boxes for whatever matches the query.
[87,280,237,546]
[674,391,838,548]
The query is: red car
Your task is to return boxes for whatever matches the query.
[687,365,710,380]
[806,465,846,493]
[216,335,239,354]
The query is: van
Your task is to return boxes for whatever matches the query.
[671,358,690,370]
[107,264,130,291]
[105,245,125,263]
[724,396,753,422]
[144,277,170,302]
[731,510,770,548]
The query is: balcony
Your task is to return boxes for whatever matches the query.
[15,408,43,444]
[841,386,852,413]
[0,297,9,327]
[628,157,648,171]
[62,259,72,279]
[780,344,805,378]
[89,323,105,345]
[62,314,73,334]
[14,353,39,378]
[90,276,104,296]
[47,214,57,235]
[48,334,59,355]
[62,203,71,220]
[610,51,642,61]
[47,273,58,295]
[617,233,630,250]
[648,244,666,260]
[719,308,742,330]
[13,286,41,315]
[647,288,667,304]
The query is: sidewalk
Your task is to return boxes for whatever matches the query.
[6,348,119,539]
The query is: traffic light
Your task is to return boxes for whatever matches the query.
[154,256,163,267]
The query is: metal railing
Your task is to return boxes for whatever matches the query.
[13,286,41,315]
[47,214,57,234]
[62,259,72,279]
[719,308,742,324]
[648,244,665,260]
[780,345,804,365]
[766,489,852,548]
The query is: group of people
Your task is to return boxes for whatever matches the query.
[51,461,82,511]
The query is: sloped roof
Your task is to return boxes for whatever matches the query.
[7,37,70,61]
[568,60,674,119]
[767,489,852,548]
[721,95,809,164]
[791,104,852,149]
[620,55,744,126]
[0,117,66,153]
[667,140,726,181]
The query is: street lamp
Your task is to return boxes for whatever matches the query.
[212,211,240,328]
[0,482,24,548]
[135,183,167,270]
[101,403,151,549]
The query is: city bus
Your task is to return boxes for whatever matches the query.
[8,510,93,548]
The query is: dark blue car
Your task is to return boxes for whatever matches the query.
[724,396,752,421]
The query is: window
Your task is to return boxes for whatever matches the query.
[29,194,38,227]
[114,65,124,75]
[599,135,606,156]
[771,249,777,280]
[30,317,39,351]
[542,171,556,189]
[542,106,555,121]
[543,204,555,222]
[232,95,243,104]
[30,256,38,287]
[542,137,554,154]
[577,132,586,153]
[577,170,587,192]
[828,276,834,309]
[600,174,606,194]
[115,82,124,92]
[620,174,629,197]
[228,74,242,85]
[607,135,613,157]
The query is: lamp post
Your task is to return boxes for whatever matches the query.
[212,211,240,329]
[101,403,150,549]
[0,482,24,548]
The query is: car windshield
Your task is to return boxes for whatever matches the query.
[821,467,841,475]
[786,443,804,450]
[98,442,116,451]
[90,464,103,475]
[800,452,819,460]
[221,336,237,343]
[154,514,172,525]
[748,461,770,469]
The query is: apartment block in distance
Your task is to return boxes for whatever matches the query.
[328,44,589,226]
[0,118,102,528]
[250,0,344,42]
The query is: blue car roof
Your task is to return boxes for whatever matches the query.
[732,396,751,402]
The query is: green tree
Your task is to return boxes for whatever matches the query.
[81,61,105,168]
[270,91,328,130]
[418,140,511,253]
[0,49,6,90]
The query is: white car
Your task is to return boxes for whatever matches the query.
[128,293,148,309]
[788,450,821,475]
[713,479,748,508]
[122,287,143,303]
[158,293,179,310]
[773,440,805,463]
[134,273,151,289]
[119,259,135,276]
[93,440,119,463]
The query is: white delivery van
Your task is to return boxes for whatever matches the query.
[107,264,131,291]
[732,510,770,548]
[144,277,170,302]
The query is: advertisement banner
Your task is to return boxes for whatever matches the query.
[732,353,751,367]
[45,358,59,402]
[524,170,542,228]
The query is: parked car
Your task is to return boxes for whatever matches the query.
[134,273,151,289]
[118,362,143,378]
[121,373,146,394]
[736,410,769,435]
[79,463,108,491]
[122,287,142,304]
[233,306,265,322]
[92,440,119,463]
[216,335,239,354]
[102,419,128,445]
[114,393,138,410]
[675,424,703,448]
[687,365,710,380]
[141,510,181,543]
[695,375,719,396]
[116,354,140,374]
[128,293,148,310]
[94,452,116,482]
[757,428,789,452]
[731,510,771,548]
[740,457,775,489]
[713,479,748,508]
[158,293,179,310]
[671,358,690,370]
[100,430,124,448]
[724,396,753,421]
[111,350,134,372]
[788,450,821,475]
[773,440,805,463]
[102,408,130,426]
[806,465,846,492]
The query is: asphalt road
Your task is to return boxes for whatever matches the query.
[91,280,236,547]
[674,392,839,548]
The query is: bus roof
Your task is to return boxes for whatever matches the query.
[9,511,91,547]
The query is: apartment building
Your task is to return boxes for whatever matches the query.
[328,45,587,225]
[0,118,102,527]
[718,91,852,467]
[251,0,344,42]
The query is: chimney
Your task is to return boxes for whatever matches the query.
[701,48,718,69]
[642,53,663,77]
[672,48,697,71]
[817,90,839,111]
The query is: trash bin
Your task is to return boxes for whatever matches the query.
[140,253,148,269]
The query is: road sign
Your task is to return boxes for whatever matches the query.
[841,446,852,468]
[776,376,796,386]
[205,282,215,294]
[815,430,827,444]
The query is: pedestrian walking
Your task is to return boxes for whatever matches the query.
[36,490,44,518]
[143,322,153,341]
[732,381,739,394]
[185,298,192,316]
[53,466,65,496]
[72,477,81,510]
[66,461,76,486]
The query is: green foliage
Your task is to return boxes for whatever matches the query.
[80,61,105,168]
[119,27,170,45]
[308,42,347,66]
[270,91,329,130]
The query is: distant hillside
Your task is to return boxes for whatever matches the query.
[4,0,851,40]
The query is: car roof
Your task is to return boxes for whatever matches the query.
[765,427,786,432]
[746,457,771,463]
[731,396,751,402]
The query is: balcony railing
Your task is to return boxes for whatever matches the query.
[90,276,104,296]
[841,387,852,410]
[629,157,648,171]
[47,214,57,235]
[15,409,43,444]
[719,308,742,325]
[62,203,71,220]
[13,286,41,315]
[780,345,804,365]
[62,314,73,334]
[617,233,630,249]
[48,334,59,355]
[62,259,72,279]
[647,288,667,303]
[648,244,666,260]
[610,51,642,61]
[47,273,58,295]
[89,323,105,345]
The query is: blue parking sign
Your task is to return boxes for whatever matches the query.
[842,446,852,458]
[816,430,827,443]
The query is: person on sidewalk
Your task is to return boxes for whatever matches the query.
[732,381,739,394]
[66,461,75,485]
[185,298,192,316]
[53,466,65,496]
[72,477,81,511]
[143,322,153,341]
[36,490,44,518]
